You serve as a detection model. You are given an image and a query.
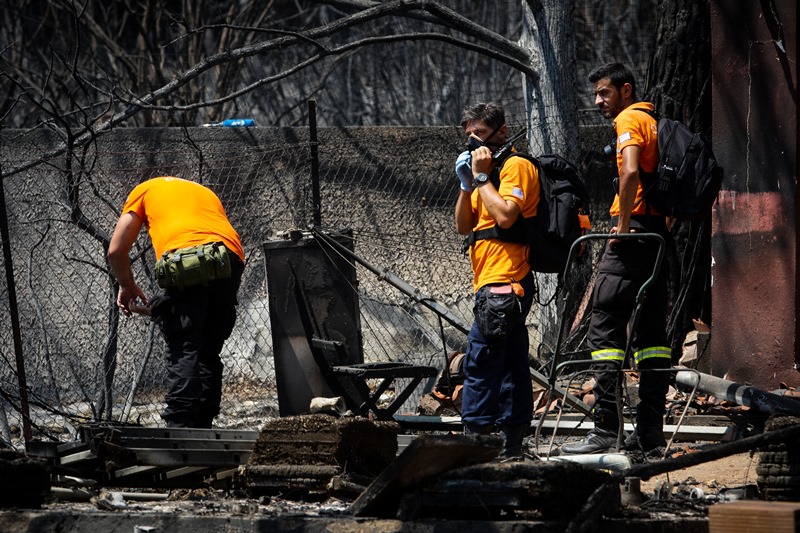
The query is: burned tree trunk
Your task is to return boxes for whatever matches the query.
[645,0,713,132]
[644,0,714,362]
[520,0,581,162]
[519,0,586,348]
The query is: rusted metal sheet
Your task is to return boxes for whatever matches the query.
[710,0,798,390]
[263,230,365,417]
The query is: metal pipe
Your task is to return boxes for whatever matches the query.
[675,369,800,417]
[312,228,470,335]
[548,232,666,385]
[51,487,170,503]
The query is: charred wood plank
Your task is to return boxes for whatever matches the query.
[350,434,502,517]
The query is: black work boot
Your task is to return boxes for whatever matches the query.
[559,427,618,455]
[623,431,660,452]
[463,423,493,435]
[498,424,529,462]
[560,407,620,455]
[624,401,667,456]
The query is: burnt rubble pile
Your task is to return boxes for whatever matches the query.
[0,448,50,509]
[756,415,800,501]
[349,433,623,523]
[244,414,400,497]
[398,460,614,521]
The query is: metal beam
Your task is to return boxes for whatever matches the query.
[109,437,254,451]
[394,416,732,442]
[58,450,96,466]
[81,426,260,442]
[127,448,251,467]
[536,420,731,441]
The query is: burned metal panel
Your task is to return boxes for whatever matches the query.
[263,230,364,417]
[710,0,798,388]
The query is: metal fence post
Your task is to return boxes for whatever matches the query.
[309,100,321,228]
[0,162,33,444]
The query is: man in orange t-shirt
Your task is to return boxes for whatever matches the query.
[108,177,245,428]
[559,63,671,456]
[455,102,539,462]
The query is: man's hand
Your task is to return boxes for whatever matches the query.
[455,151,473,191]
[470,145,494,176]
[117,283,149,317]
[609,225,637,248]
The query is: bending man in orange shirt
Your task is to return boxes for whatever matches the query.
[108,177,245,428]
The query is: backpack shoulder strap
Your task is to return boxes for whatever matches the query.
[501,152,539,169]
[461,152,537,254]
[630,108,663,216]
[633,107,660,121]
[461,225,499,253]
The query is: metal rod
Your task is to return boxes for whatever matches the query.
[548,232,666,386]
[0,162,32,443]
[312,228,470,335]
[311,228,591,415]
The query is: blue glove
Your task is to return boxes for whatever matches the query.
[455,150,473,191]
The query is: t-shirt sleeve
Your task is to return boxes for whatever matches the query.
[615,113,646,151]
[122,182,148,220]
[499,156,539,217]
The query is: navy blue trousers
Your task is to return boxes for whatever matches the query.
[461,272,534,430]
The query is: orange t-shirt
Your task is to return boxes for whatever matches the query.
[123,177,245,263]
[610,102,660,217]
[469,155,539,292]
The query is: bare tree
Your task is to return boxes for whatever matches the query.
[0,1,587,173]
[1,0,583,424]
[520,0,580,161]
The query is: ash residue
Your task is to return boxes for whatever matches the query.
[249,414,400,477]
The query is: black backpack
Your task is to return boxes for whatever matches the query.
[462,153,590,274]
[635,109,724,219]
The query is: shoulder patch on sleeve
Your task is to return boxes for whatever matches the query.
[618,131,632,143]
[511,187,524,200]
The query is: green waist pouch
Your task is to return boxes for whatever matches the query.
[155,242,232,290]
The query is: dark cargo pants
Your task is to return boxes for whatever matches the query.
[151,253,243,428]
[586,233,671,445]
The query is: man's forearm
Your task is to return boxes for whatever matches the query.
[616,171,639,233]
[108,254,135,288]
[455,189,474,235]
[107,211,144,288]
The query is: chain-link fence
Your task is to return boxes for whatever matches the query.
[0,0,663,447]
[0,123,625,446]
[0,126,464,441]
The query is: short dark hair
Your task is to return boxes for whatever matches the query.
[460,101,506,130]
[588,62,637,101]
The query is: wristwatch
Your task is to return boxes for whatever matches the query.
[474,172,490,187]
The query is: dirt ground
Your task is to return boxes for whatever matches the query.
[639,451,759,496]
